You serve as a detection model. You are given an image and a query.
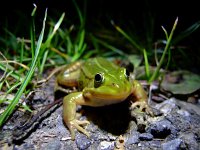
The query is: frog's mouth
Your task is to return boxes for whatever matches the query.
[83,86,132,106]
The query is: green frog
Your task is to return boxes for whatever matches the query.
[56,57,152,140]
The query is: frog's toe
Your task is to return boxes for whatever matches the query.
[75,120,90,125]
[131,101,153,116]
[131,101,146,111]
[68,119,90,140]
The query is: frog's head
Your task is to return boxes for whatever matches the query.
[83,68,132,106]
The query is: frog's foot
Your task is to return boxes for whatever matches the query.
[131,101,153,116]
[67,119,90,140]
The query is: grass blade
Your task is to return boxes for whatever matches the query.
[143,49,150,79]
[111,21,143,53]
[173,20,200,44]
[0,9,47,127]
[30,4,37,59]
[149,17,178,83]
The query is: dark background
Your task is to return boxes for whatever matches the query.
[1,0,199,34]
[0,0,200,71]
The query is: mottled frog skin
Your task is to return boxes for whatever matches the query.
[56,57,151,140]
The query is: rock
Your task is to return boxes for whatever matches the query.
[148,140,162,149]
[154,98,178,114]
[147,119,177,139]
[76,134,91,150]
[194,127,200,142]
[97,141,114,150]
[90,132,108,141]
[125,131,140,145]
[15,143,35,150]
[42,139,61,150]
[179,132,199,150]
[175,99,200,116]
[166,111,191,132]
[162,139,183,150]
[139,133,153,141]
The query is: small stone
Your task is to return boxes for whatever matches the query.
[187,96,197,103]
[147,119,176,139]
[177,109,194,124]
[179,132,198,150]
[107,133,117,140]
[21,143,35,150]
[165,111,191,132]
[154,98,177,114]
[125,131,139,145]
[149,140,162,148]
[42,139,61,150]
[139,133,153,141]
[177,109,190,117]
[198,98,200,105]
[162,139,183,150]
[98,141,114,150]
[151,107,163,116]
[90,132,108,141]
[76,134,91,150]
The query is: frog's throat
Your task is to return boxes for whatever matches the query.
[82,90,131,106]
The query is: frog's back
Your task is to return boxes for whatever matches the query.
[82,57,119,78]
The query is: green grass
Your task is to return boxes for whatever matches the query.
[148,17,178,83]
[0,1,200,128]
[109,17,200,82]
[0,0,119,128]
[0,6,65,127]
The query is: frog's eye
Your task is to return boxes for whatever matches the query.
[94,73,104,88]
[125,69,130,79]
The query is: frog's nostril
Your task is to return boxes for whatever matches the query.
[112,83,119,88]
[84,92,92,99]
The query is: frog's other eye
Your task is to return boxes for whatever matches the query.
[95,73,104,82]
[94,73,104,88]
[125,69,130,79]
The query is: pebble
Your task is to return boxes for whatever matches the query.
[139,133,153,141]
[42,139,61,150]
[75,134,91,150]
[179,132,199,150]
[125,131,139,145]
[154,98,178,114]
[147,119,176,139]
[162,139,183,150]
[97,141,114,150]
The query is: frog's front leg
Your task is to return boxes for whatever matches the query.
[63,92,90,140]
[130,80,153,116]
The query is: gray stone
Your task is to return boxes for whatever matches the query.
[97,141,114,150]
[139,133,153,141]
[42,139,61,150]
[162,139,183,150]
[125,131,139,145]
[147,119,176,139]
[76,134,91,150]
[154,98,178,114]
[179,132,199,150]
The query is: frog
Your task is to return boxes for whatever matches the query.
[56,57,152,140]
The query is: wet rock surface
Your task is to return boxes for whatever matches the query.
[0,78,200,150]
